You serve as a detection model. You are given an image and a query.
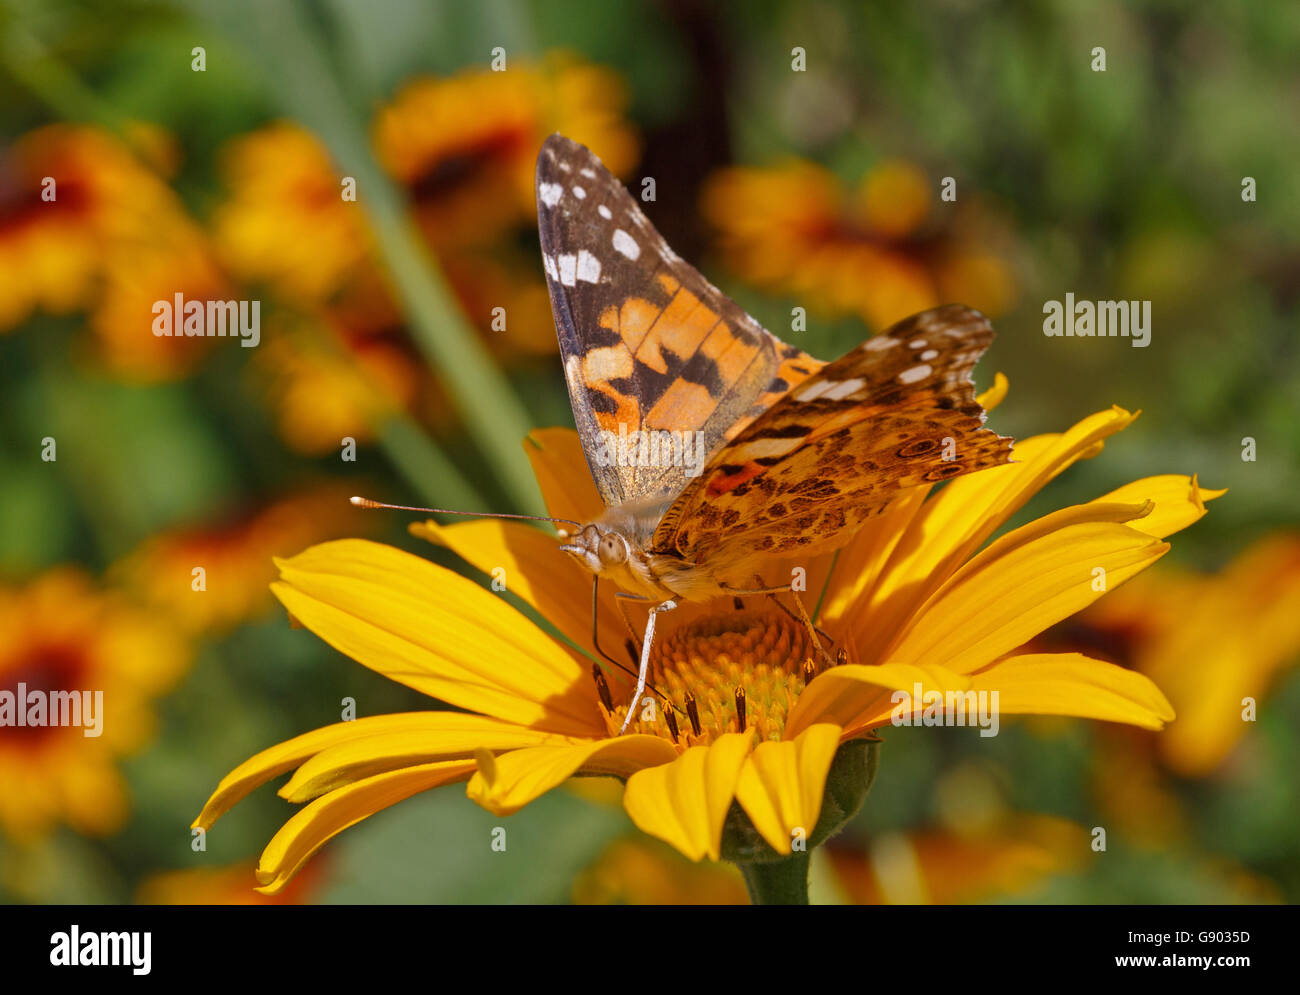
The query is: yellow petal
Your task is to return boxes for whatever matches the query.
[193,712,476,831]
[1092,474,1226,539]
[966,652,1175,729]
[280,714,575,802]
[272,539,602,737]
[850,406,1137,660]
[466,735,677,816]
[524,428,605,525]
[820,486,932,632]
[734,724,843,854]
[411,518,626,665]
[622,733,752,861]
[883,521,1168,675]
[786,662,972,739]
[255,760,476,894]
[976,371,1009,412]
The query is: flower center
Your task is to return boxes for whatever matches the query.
[600,608,827,746]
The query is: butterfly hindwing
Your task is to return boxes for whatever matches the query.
[536,134,823,510]
[651,305,1015,565]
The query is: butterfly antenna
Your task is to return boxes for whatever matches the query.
[350,496,581,532]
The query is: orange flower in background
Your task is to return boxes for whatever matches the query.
[0,569,190,840]
[1065,533,1300,778]
[252,305,424,455]
[0,123,232,380]
[110,485,376,634]
[214,123,372,305]
[826,815,1088,904]
[0,125,165,331]
[136,858,326,905]
[702,158,1017,330]
[374,54,639,249]
[91,225,230,381]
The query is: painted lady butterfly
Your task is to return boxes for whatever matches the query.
[535,134,1014,728]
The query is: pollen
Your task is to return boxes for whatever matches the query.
[602,609,831,746]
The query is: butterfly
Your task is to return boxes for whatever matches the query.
[534,134,1014,728]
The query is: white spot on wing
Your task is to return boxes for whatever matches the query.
[865,336,899,351]
[909,338,927,348]
[795,380,833,402]
[576,250,601,283]
[920,349,939,361]
[898,364,931,384]
[539,182,563,208]
[572,186,586,199]
[543,254,559,281]
[580,168,596,179]
[821,378,865,401]
[612,229,640,260]
[598,205,612,219]
[558,253,577,286]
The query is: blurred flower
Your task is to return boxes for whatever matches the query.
[573,835,748,904]
[0,569,189,840]
[702,159,1017,329]
[0,125,160,331]
[195,378,1217,894]
[91,225,231,381]
[826,814,1088,904]
[136,858,326,905]
[374,54,639,249]
[110,485,372,634]
[0,123,232,380]
[1060,534,1300,778]
[252,303,424,455]
[214,122,371,304]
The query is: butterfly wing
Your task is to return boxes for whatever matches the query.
[536,134,823,510]
[651,305,1014,565]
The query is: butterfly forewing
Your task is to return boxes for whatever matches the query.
[536,134,823,510]
[651,305,1015,565]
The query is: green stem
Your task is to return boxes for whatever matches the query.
[739,851,811,905]
[376,414,482,512]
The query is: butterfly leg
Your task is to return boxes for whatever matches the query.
[723,578,835,669]
[613,590,649,657]
[620,599,677,734]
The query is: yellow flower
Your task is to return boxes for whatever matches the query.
[374,54,638,249]
[1071,534,1300,777]
[110,485,375,634]
[194,378,1219,896]
[702,159,1017,329]
[214,122,372,304]
[0,569,190,840]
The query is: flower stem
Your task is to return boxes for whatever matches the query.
[739,852,811,905]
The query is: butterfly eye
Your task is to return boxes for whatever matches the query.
[598,534,627,565]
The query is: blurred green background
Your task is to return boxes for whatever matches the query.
[0,0,1297,904]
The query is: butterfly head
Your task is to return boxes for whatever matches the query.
[558,523,630,575]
